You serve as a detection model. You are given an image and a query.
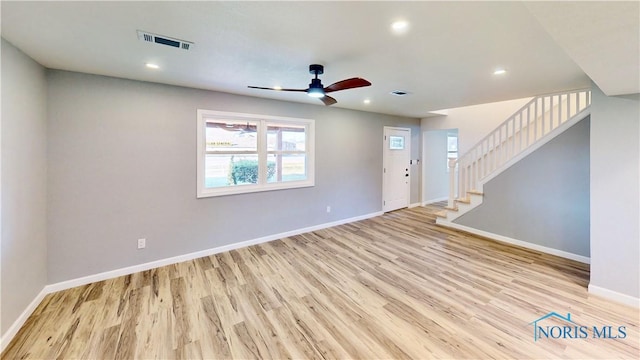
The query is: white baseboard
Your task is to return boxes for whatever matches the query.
[409,202,422,208]
[46,210,383,293]
[1,288,48,353]
[588,284,640,308]
[436,219,590,264]
[1,211,384,352]
[422,196,448,206]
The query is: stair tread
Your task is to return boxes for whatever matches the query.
[468,190,484,195]
[444,206,458,211]
[455,198,471,204]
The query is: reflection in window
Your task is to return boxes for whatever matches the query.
[205,121,258,152]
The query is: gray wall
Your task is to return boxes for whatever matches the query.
[455,116,591,257]
[47,70,420,283]
[1,39,48,334]
[589,83,639,299]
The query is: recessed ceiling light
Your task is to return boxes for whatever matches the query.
[391,20,409,34]
[493,68,507,75]
[145,63,160,69]
[364,99,371,104]
[273,86,282,90]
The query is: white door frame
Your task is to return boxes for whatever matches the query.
[382,126,411,212]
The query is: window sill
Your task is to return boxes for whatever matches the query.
[197,180,315,198]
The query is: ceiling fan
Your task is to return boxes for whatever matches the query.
[248,64,371,106]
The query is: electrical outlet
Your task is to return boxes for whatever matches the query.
[137,238,146,249]
[326,206,331,213]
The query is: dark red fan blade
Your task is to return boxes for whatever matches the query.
[319,95,337,106]
[248,86,307,92]
[324,78,371,93]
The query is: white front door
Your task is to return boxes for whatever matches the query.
[383,127,411,212]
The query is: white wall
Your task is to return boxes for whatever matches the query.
[46,70,421,283]
[421,97,532,155]
[589,83,640,303]
[1,39,48,336]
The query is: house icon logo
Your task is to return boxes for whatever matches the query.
[529,312,575,341]
[529,312,627,341]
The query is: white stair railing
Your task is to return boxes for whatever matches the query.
[450,89,591,205]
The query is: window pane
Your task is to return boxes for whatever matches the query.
[205,154,260,188]
[267,154,307,183]
[206,120,258,152]
[447,136,458,152]
[267,124,306,151]
[389,136,404,150]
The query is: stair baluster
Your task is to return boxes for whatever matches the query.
[440,89,591,222]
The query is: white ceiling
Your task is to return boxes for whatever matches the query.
[525,1,640,97]
[2,1,637,118]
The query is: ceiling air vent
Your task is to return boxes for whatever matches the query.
[390,90,410,96]
[137,30,194,51]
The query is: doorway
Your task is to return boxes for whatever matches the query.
[383,127,411,212]
[422,129,458,204]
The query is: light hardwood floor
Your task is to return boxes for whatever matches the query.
[3,204,639,359]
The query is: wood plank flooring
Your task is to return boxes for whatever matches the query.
[3,204,639,359]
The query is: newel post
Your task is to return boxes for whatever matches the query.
[448,157,457,209]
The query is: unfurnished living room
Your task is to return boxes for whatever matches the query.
[1,1,639,359]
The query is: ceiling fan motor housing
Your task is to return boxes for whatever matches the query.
[309,64,324,75]
[309,78,323,89]
[308,65,325,97]
[307,78,325,97]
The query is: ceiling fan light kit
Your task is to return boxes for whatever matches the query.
[307,87,325,98]
[248,64,371,106]
[307,78,325,98]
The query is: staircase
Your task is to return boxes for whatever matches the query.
[436,89,591,224]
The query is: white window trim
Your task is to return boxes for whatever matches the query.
[197,109,315,198]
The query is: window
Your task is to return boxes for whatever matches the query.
[389,135,405,150]
[197,110,314,198]
[447,134,458,171]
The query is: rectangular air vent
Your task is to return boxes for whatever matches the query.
[137,30,193,51]
[390,90,410,96]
